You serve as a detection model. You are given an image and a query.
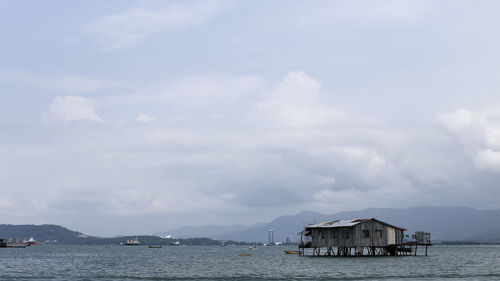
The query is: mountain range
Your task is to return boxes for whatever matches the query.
[157,206,500,243]
[3,206,500,244]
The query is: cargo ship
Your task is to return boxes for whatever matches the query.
[125,237,141,246]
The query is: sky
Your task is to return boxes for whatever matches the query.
[1,0,500,236]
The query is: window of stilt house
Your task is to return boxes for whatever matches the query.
[362,230,369,238]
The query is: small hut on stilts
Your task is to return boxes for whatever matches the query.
[298,218,430,256]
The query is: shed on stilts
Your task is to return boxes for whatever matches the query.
[298,218,432,257]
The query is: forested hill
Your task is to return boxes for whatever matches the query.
[0,224,84,243]
[0,224,243,245]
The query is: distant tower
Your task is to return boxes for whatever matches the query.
[268,229,274,245]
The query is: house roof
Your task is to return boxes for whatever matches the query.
[305,218,406,230]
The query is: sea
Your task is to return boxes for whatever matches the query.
[1,245,499,280]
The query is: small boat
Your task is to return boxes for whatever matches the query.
[284,250,300,254]
[238,253,251,256]
[148,245,162,248]
[170,241,180,246]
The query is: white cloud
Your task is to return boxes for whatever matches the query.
[46,96,103,124]
[84,1,225,50]
[136,113,157,123]
[438,107,500,172]
[437,108,487,146]
[252,71,342,127]
[475,149,500,173]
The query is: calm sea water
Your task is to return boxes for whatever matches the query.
[1,245,499,280]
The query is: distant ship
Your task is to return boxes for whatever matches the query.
[125,237,141,246]
[170,241,180,246]
[3,237,39,248]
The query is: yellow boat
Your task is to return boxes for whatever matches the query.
[284,250,300,254]
[238,253,251,256]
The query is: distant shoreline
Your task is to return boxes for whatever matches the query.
[435,241,500,246]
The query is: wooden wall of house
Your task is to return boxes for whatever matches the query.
[395,229,404,244]
[310,227,356,248]
[357,220,390,247]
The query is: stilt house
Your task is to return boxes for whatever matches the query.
[300,218,406,256]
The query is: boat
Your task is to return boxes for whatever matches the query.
[249,243,257,250]
[170,241,180,246]
[284,250,300,254]
[238,253,251,256]
[125,237,141,246]
[0,238,6,248]
[148,245,162,248]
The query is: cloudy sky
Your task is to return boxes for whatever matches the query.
[1,0,500,236]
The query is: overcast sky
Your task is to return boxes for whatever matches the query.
[2,0,500,236]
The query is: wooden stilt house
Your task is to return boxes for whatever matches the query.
[299,218,406,256]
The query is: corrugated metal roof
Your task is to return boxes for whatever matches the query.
[306,218,370,228]
[305,218,406,230]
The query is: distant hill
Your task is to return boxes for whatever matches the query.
[0,224,86,243]
[0,224,243,245]
[162,206,500,243]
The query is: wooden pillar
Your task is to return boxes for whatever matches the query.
[425,245,428,256]
[415,244,418,256]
